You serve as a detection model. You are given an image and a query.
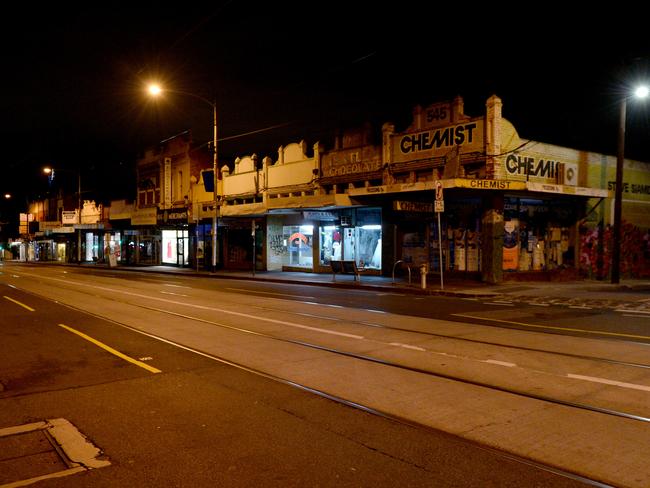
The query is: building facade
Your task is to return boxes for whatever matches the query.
[20,95,650,282]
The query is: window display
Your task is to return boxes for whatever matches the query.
[162,229,189,265]
[503,197,575,271]
[319,224,381,270]
[283,225,313,269]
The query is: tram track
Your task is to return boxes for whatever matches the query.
[4,273,650,426]
[1,273,642,486]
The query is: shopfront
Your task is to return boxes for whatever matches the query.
[502,196,577,272]
[267,207,382,273]
[162,229,189,266]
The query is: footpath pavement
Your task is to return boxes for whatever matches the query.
[77,262,650,312]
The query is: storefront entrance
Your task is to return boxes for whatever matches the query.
[162,229,189,266]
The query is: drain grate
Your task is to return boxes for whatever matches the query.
[0,419,110,487]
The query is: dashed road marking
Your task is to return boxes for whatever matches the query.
[3,295,35,312]
[57,323,162,374]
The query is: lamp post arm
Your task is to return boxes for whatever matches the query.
[166,89,216,112]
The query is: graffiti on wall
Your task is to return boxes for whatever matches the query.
[580,221,650,279]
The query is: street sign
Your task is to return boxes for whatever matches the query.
[435,181,444,201]
[435,181,444,212]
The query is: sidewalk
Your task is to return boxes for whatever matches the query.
[95,262,650,310]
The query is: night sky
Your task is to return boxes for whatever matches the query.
[2,3,650,210]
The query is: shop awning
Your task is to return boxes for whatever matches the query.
[220,194,356,216]
[348,178,611,198]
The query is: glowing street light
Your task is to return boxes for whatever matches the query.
[611,84,648,284]
[146,83,219,271]
[44,166,82,263]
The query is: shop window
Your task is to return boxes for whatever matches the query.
[162,229,189,265]
[320,224,381,270]
[283,225,313,269]
[503,197,575,271]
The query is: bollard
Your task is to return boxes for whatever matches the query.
[420,264,428,289]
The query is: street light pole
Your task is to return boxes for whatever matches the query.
[611,85,648,284]
[212,100,219,272]
[611,98,626,284]
[77,170,82,263]
[146,84,219,271]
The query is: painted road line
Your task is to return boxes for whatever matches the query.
[567,373,650,392]
[226,287,316,299]
[485,302,514,306]
[616,309,650,315]
[57,323,162,374]
[529,303,551,307]
[484,359,517,367]
[569,305,593,309]
[3,295,35,312]
[454,313,650,340]
[160,291,189,297]
[17,273,362,340]
[389,342,426,351]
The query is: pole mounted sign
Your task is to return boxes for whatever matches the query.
[434,180,444,213]
[434,180,444,290]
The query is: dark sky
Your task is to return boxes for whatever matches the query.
[2,3,650,207]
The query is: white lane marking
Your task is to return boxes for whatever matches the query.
[28,273,365,340]
[226,287,316,299]
[160,291,189,297]
[485,302,514,306]
[484,359,516,367]
[294,312,340,321]
[567,374,650,392]
[364,309,386,314]
[568,305,592,309]
[529,303,550,307]
[389,342,426,351]
[616,309,650,315]
[360,322,383,328]
[162,283,191,288]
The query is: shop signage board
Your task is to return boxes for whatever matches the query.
[394,201,434,213]
[392,120,484,164]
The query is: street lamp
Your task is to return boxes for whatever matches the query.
[43,166,82,263]
[611,85,649,284]
[147,83,219,272]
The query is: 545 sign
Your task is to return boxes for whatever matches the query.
[424,102,451,128]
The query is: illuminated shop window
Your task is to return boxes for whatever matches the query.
[282,225,313,269]
[162,229,189,265]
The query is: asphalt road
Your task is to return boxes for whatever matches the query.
[0,281,591,487]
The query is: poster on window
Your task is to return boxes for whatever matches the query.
[503,220,519,271]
